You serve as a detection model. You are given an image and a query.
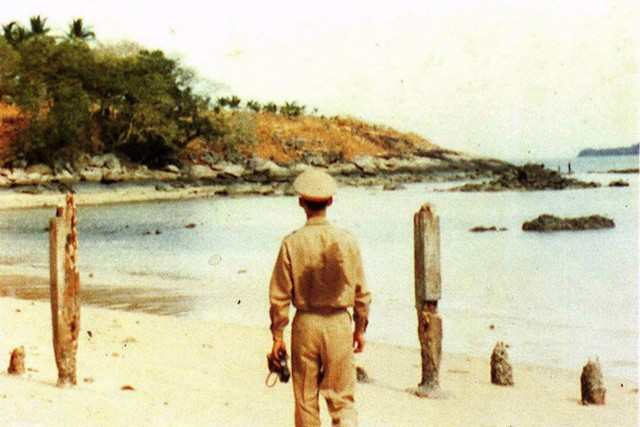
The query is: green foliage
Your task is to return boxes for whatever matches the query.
[0,38,19,98]
[67,18,95,41]
[2,22,28,47]
[279,101,305,118]
[246,100,261,112]
[216,95,241,109]
[2,17,226,167]
[29,15,50,36]
[221,112,256,152]
[228,95,241,109]
[263,102,278,113]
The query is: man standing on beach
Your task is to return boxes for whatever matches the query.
[269,168,371,427]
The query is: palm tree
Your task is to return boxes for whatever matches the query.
[67,18,95,41]
[2,21,27,46]
[29,15,50,36]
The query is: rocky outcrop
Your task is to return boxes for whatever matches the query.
[7,346,25,375]
[490,342,513,386]
[449,163,599,192]
[581,359,606,405]
[609,180,629,187]
[522,214,615,232]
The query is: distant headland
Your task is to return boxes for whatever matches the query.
[578,144,639,157]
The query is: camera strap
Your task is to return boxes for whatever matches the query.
[265,371,279,388]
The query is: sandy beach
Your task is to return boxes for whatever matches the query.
[0,296,636,427]
[0,185,230,211]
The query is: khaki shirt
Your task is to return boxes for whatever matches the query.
[269,217,371,341]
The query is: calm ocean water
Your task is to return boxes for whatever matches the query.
[0,155,637,380]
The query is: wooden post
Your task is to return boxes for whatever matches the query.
[411,204,443,398]
[49,193,80,387]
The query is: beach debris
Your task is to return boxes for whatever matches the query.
[87,330,93,338]
[469,226,507,233]
[237,269,247,274]
[490,341,514,386]
[581,359,606,405]
[489,324,495,330]
[83,377,94,384]
[185,223,197,229]
[356,366,371,383]
[522,214,615,232]
[122,336,137,344]
[49,194,81,387]
[382,182,405,191]
[7,346,25,375]
[608,180,629,187]
[155,229,162,235]
[121,385,135,391]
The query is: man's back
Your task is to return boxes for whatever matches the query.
[282,217,365,311]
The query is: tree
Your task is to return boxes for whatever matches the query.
[279,101,305,118]
[0,38,19,98]
[246,100,261,112]
[67,18,95,41]
[263,102,277,113]
[228,95,241,109]
[2,22,28,47]
[29,15,50,37]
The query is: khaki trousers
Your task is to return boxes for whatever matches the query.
[291,310,357,427]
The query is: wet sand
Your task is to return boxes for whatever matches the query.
[0,274,196,317]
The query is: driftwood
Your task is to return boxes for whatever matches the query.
[7,346,25,375]
[49,194,81,386]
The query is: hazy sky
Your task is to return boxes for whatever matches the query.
[2,1,638,158]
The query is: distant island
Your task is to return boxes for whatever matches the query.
[578,144,639,157]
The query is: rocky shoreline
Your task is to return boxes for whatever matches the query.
[0,154,609,198]
[0,151,512,196]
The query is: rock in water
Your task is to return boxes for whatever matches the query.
[490,342,513,386]
[522,214,615,232]
[608,180,629,187]
[7,346,25,375]
[581,359,606,405]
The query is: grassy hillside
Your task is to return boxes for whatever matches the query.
[2,100,443,168]
[183,110,441,166]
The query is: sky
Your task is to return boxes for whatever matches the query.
[1,0,638,159]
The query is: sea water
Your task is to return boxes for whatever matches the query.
[0,156,637,380]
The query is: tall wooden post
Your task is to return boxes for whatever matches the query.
[49,193,80,387]
[411,203,443,397]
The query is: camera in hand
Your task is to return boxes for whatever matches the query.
[267,349,290,384]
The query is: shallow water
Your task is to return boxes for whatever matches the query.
[0,159,637,380]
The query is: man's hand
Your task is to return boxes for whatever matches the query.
[271,338,287,368]
[353,331,366,353]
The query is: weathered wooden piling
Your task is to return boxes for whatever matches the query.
[490,341,514,386]
[49,193,80,387]
[7,346,25,375]
[581,359,606,405]
[411,204,443,397]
